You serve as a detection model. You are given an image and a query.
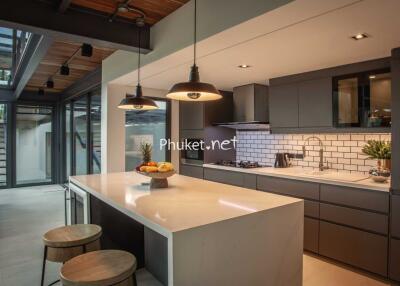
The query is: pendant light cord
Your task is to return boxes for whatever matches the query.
[138,26,141,85]
[194,0,197,66]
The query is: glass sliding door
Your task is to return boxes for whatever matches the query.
[125,99,169,171]
[0,104,7,187]
[90,92,101,174]
[16,105,53,185]
[74,97,88,175]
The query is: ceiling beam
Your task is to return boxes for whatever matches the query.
[0,0,151,53]
[58,0,72,13]
[62,67,101,100]
[13,35,53,100]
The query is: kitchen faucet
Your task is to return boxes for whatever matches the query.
[302,136,329,171]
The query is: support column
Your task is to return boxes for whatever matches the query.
[391,48,400,194]
[101,83,126,173]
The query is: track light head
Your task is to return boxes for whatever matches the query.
[60,64,70,76]
[46,78,54,89]
[81,43,93,57]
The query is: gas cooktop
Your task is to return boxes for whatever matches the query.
[214,160,268,169]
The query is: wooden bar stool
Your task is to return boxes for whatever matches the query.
[41,224,102,286]
[60,250,138,286]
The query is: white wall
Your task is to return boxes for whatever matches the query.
[101,84,179,173]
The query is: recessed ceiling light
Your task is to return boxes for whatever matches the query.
[238,64,251,69]
[351,33,369,40]
[369,75,376,79]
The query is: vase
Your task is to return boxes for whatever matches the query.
[378,159,391,171]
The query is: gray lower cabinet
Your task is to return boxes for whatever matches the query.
[269,83,299,128]
[180,164,203,179]
[257,176,319,200]
[304,217,319,253]
[319,221,388,276]
[320,184,389,213]
[203,168,256,189]
[391,195,400,238]
[389,238,400,281]
[320,203,388,235]
[298,77,332,128]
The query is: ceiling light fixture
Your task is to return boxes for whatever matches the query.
[369,75,376,79]
[46,78,54,89]
[351,33,369,40]
[118,19,158,110]
[60,64,70,76]
[166,0,221,102]
[81,43,93,57]
[238,64,251,69]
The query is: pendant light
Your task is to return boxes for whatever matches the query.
[166,0,221,101]
[118,19,158,110]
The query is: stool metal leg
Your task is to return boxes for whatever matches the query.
[132,273,138,286]
[40,246,47,286]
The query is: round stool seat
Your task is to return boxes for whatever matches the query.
[43,224,102,248]
[60,250,137,286]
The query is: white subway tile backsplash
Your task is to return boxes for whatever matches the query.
[236,132,391,174]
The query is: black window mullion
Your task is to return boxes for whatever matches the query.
[71,101,76,176]
[87,94,93,174]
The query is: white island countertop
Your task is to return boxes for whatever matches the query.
[70,171,301,236]
[70,172,304,286]
[203,164,390,192]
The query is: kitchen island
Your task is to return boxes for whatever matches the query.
[70,172,303,286]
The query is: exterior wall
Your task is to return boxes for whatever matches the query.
[236,131,391,174]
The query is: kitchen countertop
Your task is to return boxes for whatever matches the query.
[203,164,390,192]
[70,172,302,236]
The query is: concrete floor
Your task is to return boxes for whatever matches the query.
[0,185,394,286]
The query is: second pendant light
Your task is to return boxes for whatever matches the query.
[166,0,221,102]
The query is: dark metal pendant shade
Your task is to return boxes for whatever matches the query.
[167,65,221,101]
[118,85,158,110]
[166,0,221,102]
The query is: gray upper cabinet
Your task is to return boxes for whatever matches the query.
[269,83,299,128]
[179,101,204,130]
[298,78,332,127]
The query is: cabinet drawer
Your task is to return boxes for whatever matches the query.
[320,184,389,213]
[319,221,388,276]
[204,168,256,189]
[391,195,400,238]
[180,164,203,179]
[257,176,319,200]
[304,200,319,218]
[389,238,400,282]
[304,217,319,253]
[320,203,388,235]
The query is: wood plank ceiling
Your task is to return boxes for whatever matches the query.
[25,0,188,94]
[25,41,114,93]
[71,0,189,25]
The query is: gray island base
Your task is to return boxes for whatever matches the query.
[70,172,304,286]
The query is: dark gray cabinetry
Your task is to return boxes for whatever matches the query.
[203,168,256,189]
[257,176,319,200]
[320,203,388,235]
[298,78,332,127]
[320,184,389,213]
[391,195,400,238]
[304,217,319,253]
[389,238,400,281]
[269,84,298,128]
[179,164,204,179]
[180,102,204,130]
[319,221,388,276]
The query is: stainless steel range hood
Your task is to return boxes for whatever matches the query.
[214,84,270,130]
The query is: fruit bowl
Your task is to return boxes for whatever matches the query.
[136,170,176,188]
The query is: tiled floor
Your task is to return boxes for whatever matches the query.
[0,185,394,286]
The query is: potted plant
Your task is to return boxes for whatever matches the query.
[362,140,391,170]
